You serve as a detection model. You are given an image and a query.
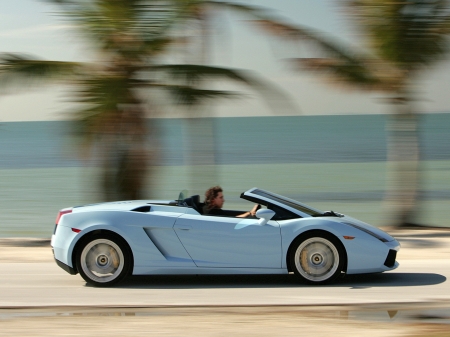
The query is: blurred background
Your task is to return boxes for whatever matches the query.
[1,0,450,238]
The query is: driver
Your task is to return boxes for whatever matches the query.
[203,186,260,217]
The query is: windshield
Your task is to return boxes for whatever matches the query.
[251,189,324,217]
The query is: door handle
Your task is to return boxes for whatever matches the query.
[174,225,192,231]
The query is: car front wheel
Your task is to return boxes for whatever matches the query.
[76,234,131,287]
[290,233,345,284]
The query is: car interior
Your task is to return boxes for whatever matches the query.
[182,195,204,214]
[181,195,248,217]
[181,194,300,220]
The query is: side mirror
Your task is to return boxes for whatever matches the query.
[256,209,275,225]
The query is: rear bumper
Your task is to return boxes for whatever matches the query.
[53,248,77,275]
[55,257,77,275]
[51,227,79,269]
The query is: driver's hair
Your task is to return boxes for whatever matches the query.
[204,186,223,209]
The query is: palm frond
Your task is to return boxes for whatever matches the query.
[152,64,298,114]
[0,53,83,89]
[50,0,181,58]
[290,57,389,91]
[152,64,252,84]
[141,37,175,55]
[343,0,450,69]
[44,0,76,5]
[164,85,239,106]
[74,75,130,110]
[204,1,270,18]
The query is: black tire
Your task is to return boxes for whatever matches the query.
[76,233,132,287]
[289,231,345,285]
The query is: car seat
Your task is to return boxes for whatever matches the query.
[191,195,204,214]
[184,195,204,214]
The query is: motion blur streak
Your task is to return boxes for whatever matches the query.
[1,2,450,335]
[0,114,449,238]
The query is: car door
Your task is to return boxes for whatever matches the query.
[173,214,282,268]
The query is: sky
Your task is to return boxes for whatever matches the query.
[0,0,450,121]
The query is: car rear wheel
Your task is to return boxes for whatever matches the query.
[290,233,345,284]
[76,234,131,287]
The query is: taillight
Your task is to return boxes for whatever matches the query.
[55,209,72,225]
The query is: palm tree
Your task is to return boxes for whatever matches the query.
[251,0,450,227]
[157,63,295,193]
[0,0,290,201]
[155,1,298,194]
[1,0,180,201]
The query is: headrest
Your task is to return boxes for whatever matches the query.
[191,195,200,204]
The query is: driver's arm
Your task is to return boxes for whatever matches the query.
[236,204,261,218]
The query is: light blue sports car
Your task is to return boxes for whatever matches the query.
[51,188,400,287]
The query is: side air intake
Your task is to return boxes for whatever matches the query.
[131,206,151,213]
[384,249,397,267]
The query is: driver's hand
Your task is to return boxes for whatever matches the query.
[250,204,261,216]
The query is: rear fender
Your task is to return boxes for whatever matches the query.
[55,210,189,273]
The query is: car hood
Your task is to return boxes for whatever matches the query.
[337,215,396,242]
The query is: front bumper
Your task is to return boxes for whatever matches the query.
[384,249,397,268]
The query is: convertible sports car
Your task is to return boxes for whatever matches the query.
[51,188,400,287]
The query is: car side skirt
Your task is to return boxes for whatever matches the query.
[132,267,289,275]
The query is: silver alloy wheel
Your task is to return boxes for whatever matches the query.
[294,237,339,282]
[80,238,125,284]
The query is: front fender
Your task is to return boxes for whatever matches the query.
[280,218,397,273]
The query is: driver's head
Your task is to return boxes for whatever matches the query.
[205,186,224,209]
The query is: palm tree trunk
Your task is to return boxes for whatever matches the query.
[184,115,219,195]
[98,104,151,201]
[116,104,150,200]
[385,98,423,227]
[183,8,220,196]
[99,135,121,201]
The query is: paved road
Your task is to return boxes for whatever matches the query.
[0,259,448,308]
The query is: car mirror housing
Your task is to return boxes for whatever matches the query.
[256,209,275,225]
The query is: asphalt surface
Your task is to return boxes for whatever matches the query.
[0,229,449,308]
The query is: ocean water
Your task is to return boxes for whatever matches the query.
[1,114,450,169]
[0,114,449,237]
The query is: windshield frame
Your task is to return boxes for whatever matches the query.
[241,188,324,218]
